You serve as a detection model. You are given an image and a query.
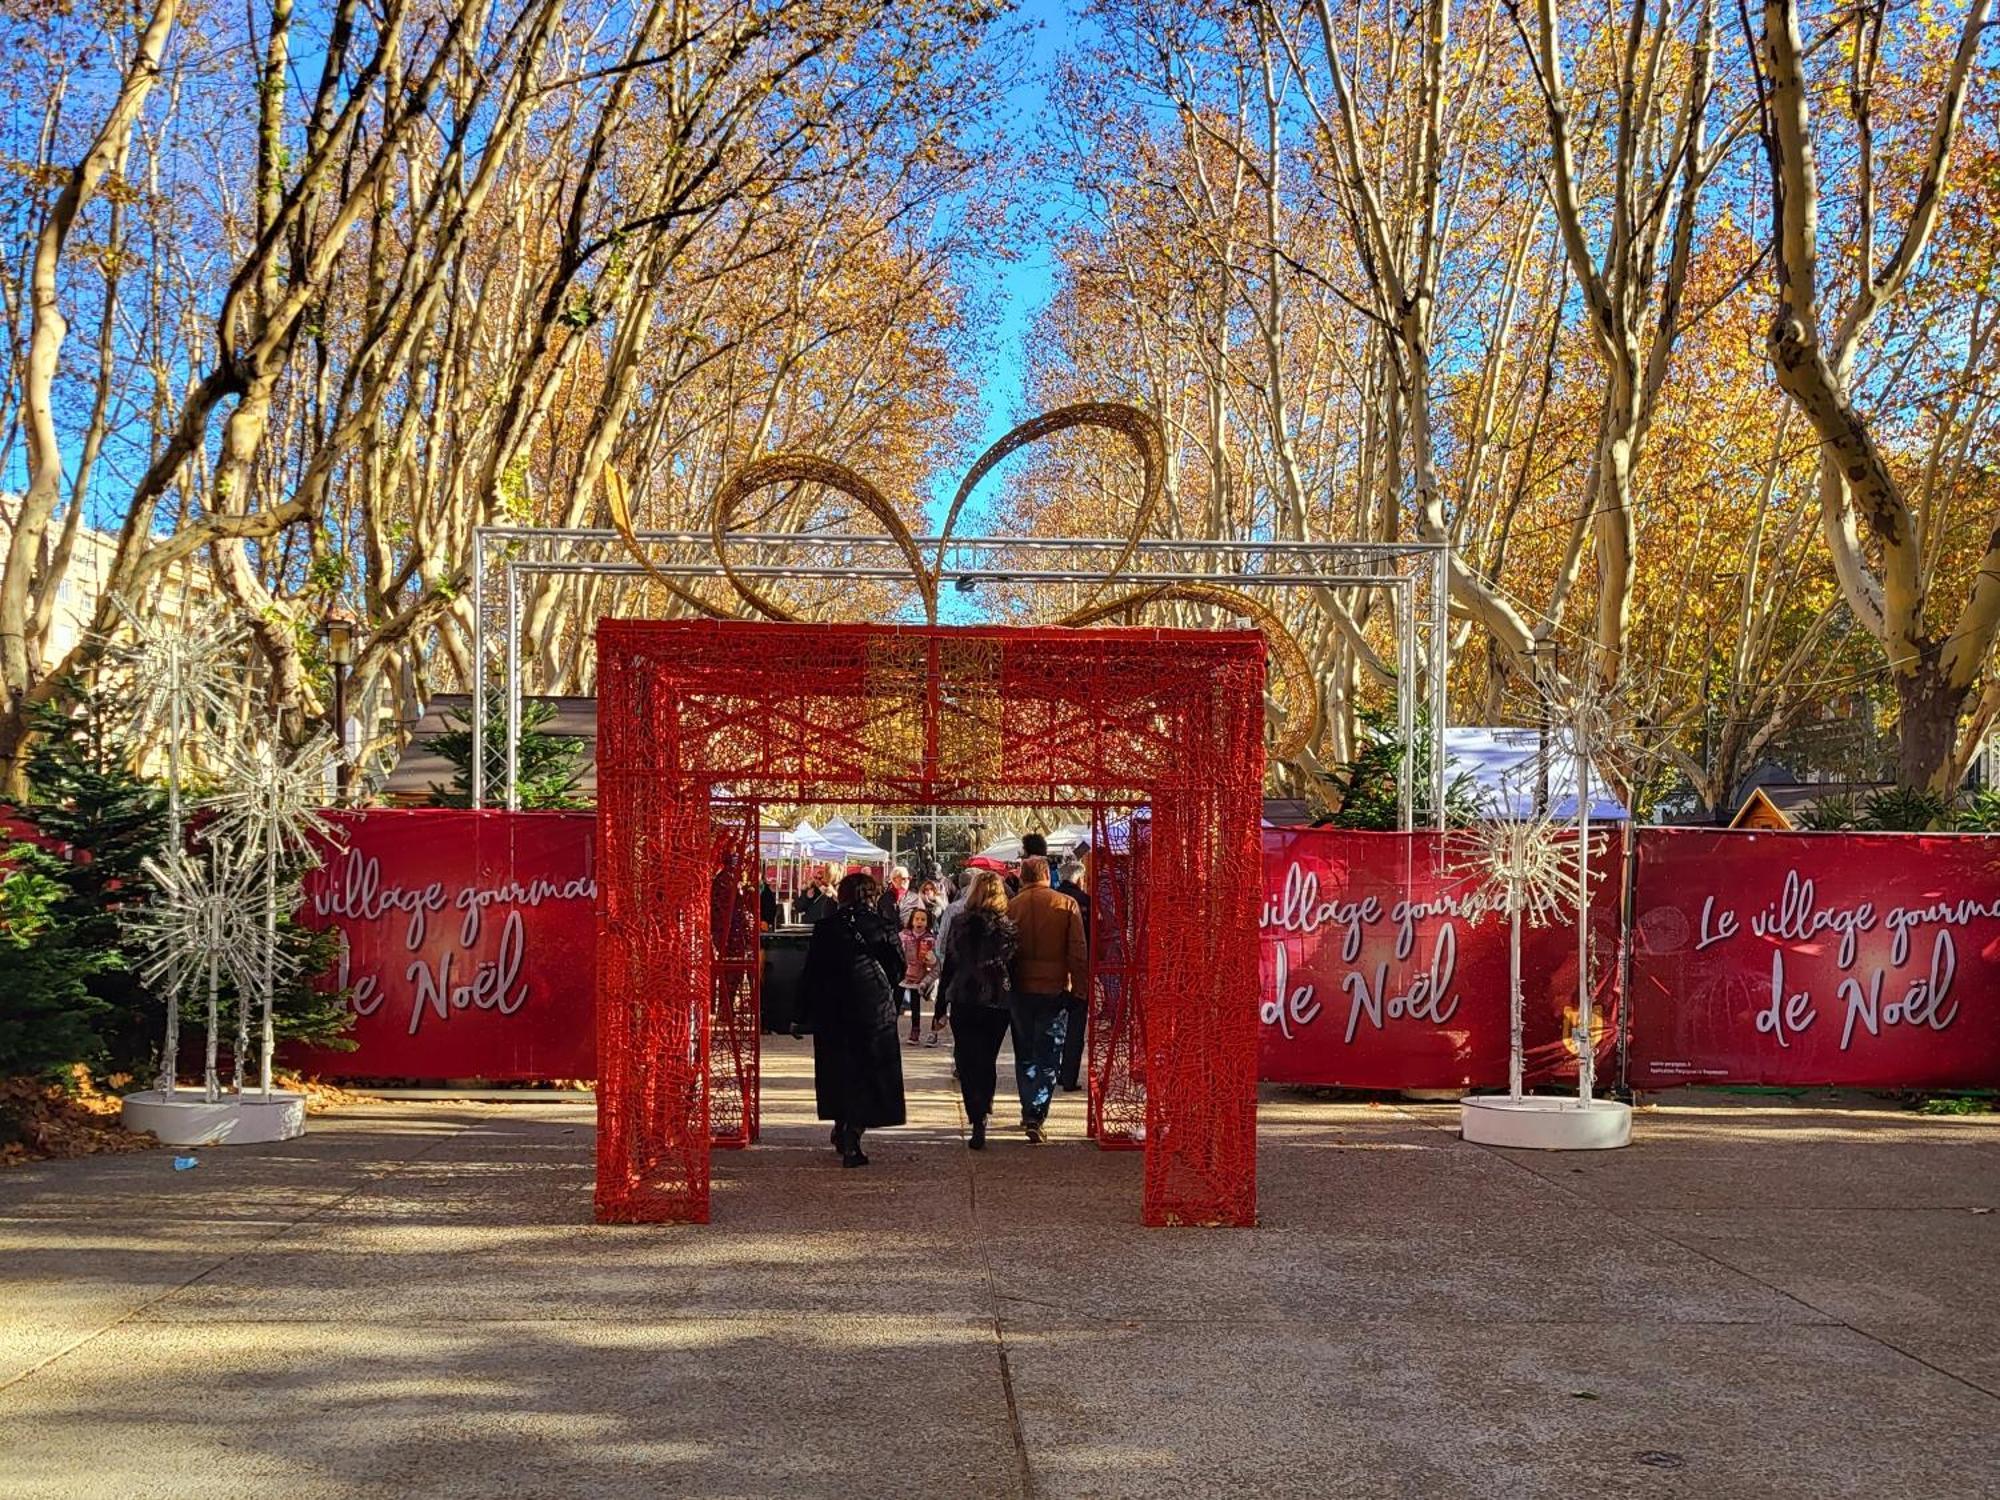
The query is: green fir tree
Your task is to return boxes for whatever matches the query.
[22,683,171,1076]
[425,694,586,809]
[0,841,117,1077]
[1325,707,1477,830]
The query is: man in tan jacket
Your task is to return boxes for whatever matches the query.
[1006,855,1087,1143]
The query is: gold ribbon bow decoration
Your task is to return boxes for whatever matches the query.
[602,402,1320,762]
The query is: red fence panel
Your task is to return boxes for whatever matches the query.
[293,809,597,1081]
[296,815,2000,1096]
[1256,828,1623,1090]
[1629,829,2000,1089]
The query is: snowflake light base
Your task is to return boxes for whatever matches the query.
[120,1087,306,1147]
[1460,1094,1632,1151]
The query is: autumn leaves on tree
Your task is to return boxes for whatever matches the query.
[2,0,1996,808]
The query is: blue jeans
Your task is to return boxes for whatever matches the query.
[1009,992,1069,1128]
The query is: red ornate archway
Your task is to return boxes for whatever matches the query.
[593,619,1265,1227]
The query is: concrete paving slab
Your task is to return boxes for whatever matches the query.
[1459,1100,2000,1211]
[996,1314,2000,1500]
[4,1056,1998,1497]
[0,1215,288,1386]
[0,1315,1023,1500]
[1622,1205,2000,1393]
[0,1105,478,1223]
[979,1201,1809,1329]
[136,1214,997,1325]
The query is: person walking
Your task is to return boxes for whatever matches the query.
[878,865,914,923]
[937,870,1017,1150]
[1053,857,1091,1093]
[930,873,971,1046]
[796,876,834,925]
[897,906,940,1044]
[801,872,907,1168]
[935,871,969,954]
[1006,855,1086,1144]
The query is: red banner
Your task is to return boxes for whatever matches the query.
[1629,830,2000,1089]
[293,813,2000,1093]
[291,810,598,1081]
[1256,828,1623,1089]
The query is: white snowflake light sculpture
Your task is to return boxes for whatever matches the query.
[1453,813,1586,926]
[105,594,246,809]
[205,734,343,1095]
[206,733,343,859]
[129,848,267,1103]
[103,596,251,1091]
[1533,652,1671,1102]
[1449,801,1595,1100]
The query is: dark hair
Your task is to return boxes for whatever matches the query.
[1021,832,1049,858]
[904,905,931,930]
[837,871,880,908]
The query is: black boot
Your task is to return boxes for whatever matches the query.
[840,1125,869,1168]
[968,1116,986,1151]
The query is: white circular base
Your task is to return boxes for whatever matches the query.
[121,1089,307,1147]
[1459,1095,1632,1150]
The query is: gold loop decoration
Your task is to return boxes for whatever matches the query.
[711,454,939,626]
[602,401,1316,762]
[931,402,1167,615]
[1063,582,1322,762]
[602,469,733,619]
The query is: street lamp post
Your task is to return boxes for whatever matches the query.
[322,614,356,800]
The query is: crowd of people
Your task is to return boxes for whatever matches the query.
[795,833,1092,1168]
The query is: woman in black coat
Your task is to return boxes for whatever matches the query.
[937,870,1018,1151]
[801,871,906,1167]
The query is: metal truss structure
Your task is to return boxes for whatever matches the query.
[468,526,1452,828]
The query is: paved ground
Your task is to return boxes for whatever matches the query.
[2,1040,1997,1499]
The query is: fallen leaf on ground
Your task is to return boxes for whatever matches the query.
[0,1069,157,1166]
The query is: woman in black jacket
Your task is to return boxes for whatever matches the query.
[801,871,906,1167]
[795,879,834,925]
[937,870,1018,1151]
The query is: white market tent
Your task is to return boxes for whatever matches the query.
[816,815,893,865]
[971,823,1093,863]
[757,823,803,858]
[1093,735,1624,843]
[1445,727,1629,821]
[758,817,846,861]
[758,818,858,897]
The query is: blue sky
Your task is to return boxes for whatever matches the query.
[918,0,1089,550]
[965,0,1081,452]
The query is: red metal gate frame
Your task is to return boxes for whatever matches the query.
[1085,802,1151,1147]
[708,801,762,1147]
[594,620,1265,1227]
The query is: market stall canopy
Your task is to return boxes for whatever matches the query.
[971,823,1093,863]
[1445,727,1629,821]
[759,818,847,861]
[816,815,892,863]
[758,823,813,858]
